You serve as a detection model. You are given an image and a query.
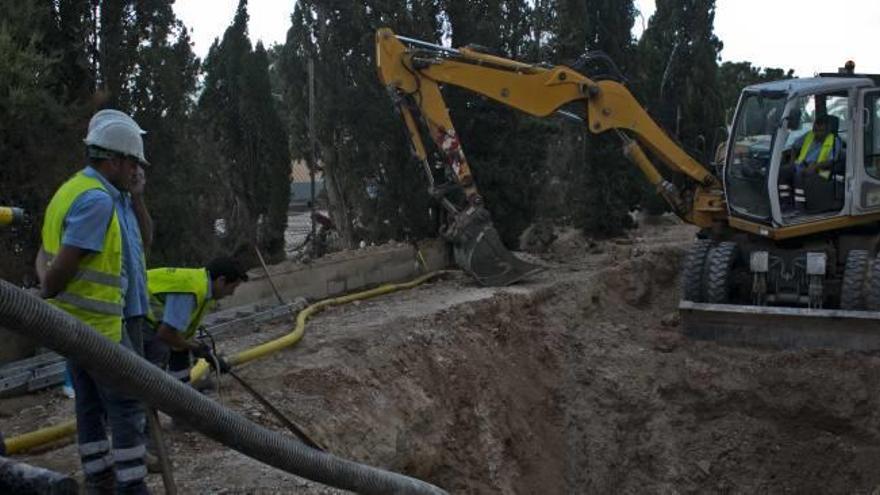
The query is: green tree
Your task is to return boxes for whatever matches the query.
[638,0,724,160]
[717,61,794,119]
[438,1,552,246]
[538,0,641,236]
[0,0,92,284]
[281,0,442,248]
[635,0,725,214]
[196,0,290,261]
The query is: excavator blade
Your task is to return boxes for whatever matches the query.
[447,206,544,286]
[680,301,880,351]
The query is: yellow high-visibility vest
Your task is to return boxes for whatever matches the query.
[796,131,836,165]
[42,172,124,342]
[146,267,212,340]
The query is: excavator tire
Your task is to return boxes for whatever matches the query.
[681,239,713,302]
[841,249,869,310]
[705,241,739,304]
[866,253,880,310]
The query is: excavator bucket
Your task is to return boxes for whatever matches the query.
[447,206,544,286]
[680,301,880,351]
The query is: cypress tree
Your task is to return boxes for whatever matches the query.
[196,0,291,261]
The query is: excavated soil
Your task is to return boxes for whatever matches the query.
[6,221,880,493]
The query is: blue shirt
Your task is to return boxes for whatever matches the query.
[65,167,149,318]
[119,193,148,318]
[161,273,212,333]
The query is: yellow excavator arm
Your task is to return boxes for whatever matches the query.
[375,28,726,285]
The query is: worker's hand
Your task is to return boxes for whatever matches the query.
[191,342,213,360]
[211,355,232,374]
[192,343,231,374]
[130,165,146,196]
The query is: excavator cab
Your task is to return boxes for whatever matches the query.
[725,76,880,228]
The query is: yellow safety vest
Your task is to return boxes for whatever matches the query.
[796,131,836,167]
[146,267,213,340]
[42,172,124,342]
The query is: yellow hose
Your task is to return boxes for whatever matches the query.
[4,420,77,454]
[4,270,447,455]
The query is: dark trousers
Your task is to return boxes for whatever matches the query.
[124,317,147,358]
[141,323,191,383]
[70,331,148,494]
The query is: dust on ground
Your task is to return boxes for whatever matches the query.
[5,219,880,494]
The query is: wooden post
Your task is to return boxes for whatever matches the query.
[308,57,317,242]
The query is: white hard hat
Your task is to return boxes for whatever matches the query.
[84,110,149,166]
[88,109,144,134]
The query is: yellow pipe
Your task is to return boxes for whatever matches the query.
[4,270,447,455]
[4,420,77,454]
[191,271,447,382]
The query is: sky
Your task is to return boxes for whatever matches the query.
[174,0,880,77]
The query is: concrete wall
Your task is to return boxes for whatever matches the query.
[0,328,37,366]
[217,239,450,311]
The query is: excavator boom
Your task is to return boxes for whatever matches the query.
[376,28,724,285]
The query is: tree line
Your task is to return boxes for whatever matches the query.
[0,0,790,283]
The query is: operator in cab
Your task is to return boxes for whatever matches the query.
[780,114,845,212]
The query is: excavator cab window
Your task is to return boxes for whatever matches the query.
[778,91,848,221]
[865,92,880,180]
[726,91,787,220]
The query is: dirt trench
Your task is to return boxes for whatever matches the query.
[161,231,880,493]
[8,225,880,493]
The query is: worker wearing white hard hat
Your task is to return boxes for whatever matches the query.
[37,108,153,494]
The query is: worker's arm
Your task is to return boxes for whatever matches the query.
[41,245,91,298]
[156,323,200,352]
[130,166,153,251]
[155,293,200,352]
[34,246,49,285]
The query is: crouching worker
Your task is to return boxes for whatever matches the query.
[143,257,248,383]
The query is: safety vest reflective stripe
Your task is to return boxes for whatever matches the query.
[112,445,146,462]
[54,292,123,315]
[46,254,122,287]
[73,269,122,287]
[115,465,147,483]
[78,439,110,457]
[796,131,836,164]
[82,454,113,475]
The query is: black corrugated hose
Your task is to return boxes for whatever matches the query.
[0,281,447,495]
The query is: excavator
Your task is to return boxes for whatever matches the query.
[376,29,880,348]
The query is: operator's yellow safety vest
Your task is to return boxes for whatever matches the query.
[42,172,124,342]
[796,131,837,179]
[146,268,212,340]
